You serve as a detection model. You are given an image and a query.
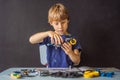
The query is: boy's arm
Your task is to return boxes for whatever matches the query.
[69,49,81,65]
[29,31,63,44]
[29,31,49,44]
[61,42,81,65]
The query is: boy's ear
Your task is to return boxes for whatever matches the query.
[49,21,53,26]
[49,23,53,26]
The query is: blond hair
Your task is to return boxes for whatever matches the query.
[48,3,69,23]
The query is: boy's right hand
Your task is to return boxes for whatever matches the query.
[47,31,63,46]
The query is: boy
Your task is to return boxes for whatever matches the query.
[29,3,82,68]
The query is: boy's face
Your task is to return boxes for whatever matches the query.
[50,19,69,35]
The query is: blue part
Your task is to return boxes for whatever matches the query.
[100,71,115,78]
[111,72,115,75]
[13,71,21,74]
[106,72,114,77]
[106,73,112,77]
[47,43,61,47]
[100,72,106,77]
[47,43,54,46]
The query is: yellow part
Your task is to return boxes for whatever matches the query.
[69,38,76,45]
[84,73,93,78]
[92,71,99,77]
[83,70,100,78]
[84,71,91,74]
[10,73,21,79]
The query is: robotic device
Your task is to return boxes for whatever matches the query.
[46,34,77,47]
[36,68,83,78]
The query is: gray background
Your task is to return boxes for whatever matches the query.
[0,0,120,71]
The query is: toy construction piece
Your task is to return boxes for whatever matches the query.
[10,71,22,79]
[69,38,76,45]
[83,70,100,78]
[21,69,38,77]
[10,69,38,79]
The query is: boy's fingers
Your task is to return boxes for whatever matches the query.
[56,35,63,45]
[63,43,69,49]
[51,36,55,44]
[67,42,71,46]
[54,34,58,45]
[59,36,63,44]
[54,34,63,45]
[62,42,72,50]
[56,34,60,45]
[61,46,65,51]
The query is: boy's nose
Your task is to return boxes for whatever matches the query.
[58,23,62,28]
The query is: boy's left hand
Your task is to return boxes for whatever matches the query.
[61,42,73,55]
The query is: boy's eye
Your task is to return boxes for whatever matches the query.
[55,22,59,25]
[53,20,67,25]
[61,22,65,24]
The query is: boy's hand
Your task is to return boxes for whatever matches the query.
[47,31,63,45]
[61,42,73,55]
